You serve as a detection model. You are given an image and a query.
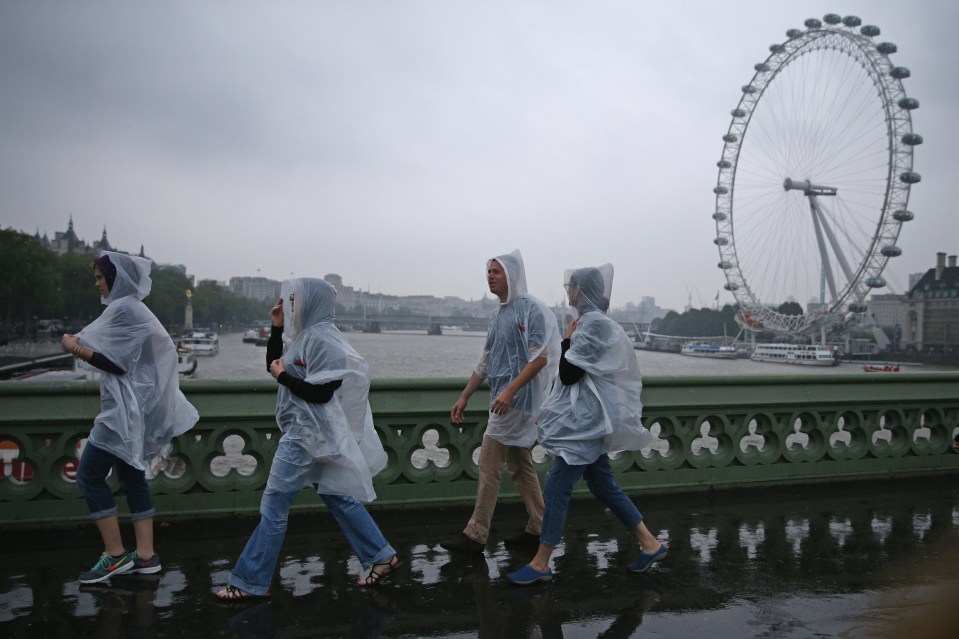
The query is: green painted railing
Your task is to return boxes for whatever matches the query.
[1,373,958,526]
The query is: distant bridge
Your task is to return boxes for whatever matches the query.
[334,314,489,333]
[336,313,649,336]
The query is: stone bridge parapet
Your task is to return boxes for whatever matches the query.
[1,373,957,526]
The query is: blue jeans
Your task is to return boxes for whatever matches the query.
[539,454,643,547]
[76,442,155,521]
[229,488,397,596]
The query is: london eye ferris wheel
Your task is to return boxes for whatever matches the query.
[713,14,922,339]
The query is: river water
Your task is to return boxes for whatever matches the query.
[188,330,953,381]
[3,330,952,382]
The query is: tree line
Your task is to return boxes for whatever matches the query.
[1,228,269,338]
[648,300,804,338]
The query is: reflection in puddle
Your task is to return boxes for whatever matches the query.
[0,479,957,638]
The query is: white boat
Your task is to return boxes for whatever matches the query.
[242,329,259,343]
[750,343,838,366]
[680,343,739,359]
[177,346,197,375]
[178,330,219,356]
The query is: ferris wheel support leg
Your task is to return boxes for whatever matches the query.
[809,201,838,300]
[814,202,856,284]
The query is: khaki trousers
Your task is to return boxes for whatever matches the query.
[463,435,545,544]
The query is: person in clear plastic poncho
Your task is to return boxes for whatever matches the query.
[506,264,666,586]
[59,251,199,584]
[441,250,561,555]
[216,278,400,601]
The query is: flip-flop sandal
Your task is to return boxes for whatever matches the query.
[213,585,270,601]
[359,556,403,587]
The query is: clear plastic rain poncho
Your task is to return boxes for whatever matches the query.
[475,250,560,447]
[269,278,387,502]
[78,252,199,471]
[537,263,651,465]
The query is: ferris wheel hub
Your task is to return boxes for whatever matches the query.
[783,178,837,196]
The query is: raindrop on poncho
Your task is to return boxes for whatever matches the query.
[475,250,560,447]
[270,278,387,502]
[537,263,651,465]
[78,252,199,471]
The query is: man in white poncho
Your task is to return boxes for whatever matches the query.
[441,250,560,554]
[215,278,400,601]
[60,252,199,584]
[506,264,666,586]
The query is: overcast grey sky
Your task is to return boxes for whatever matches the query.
[1,0,955,311]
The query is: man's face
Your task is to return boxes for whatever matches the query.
[487,260,509,302]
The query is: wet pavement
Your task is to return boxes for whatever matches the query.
[2,476,958,638]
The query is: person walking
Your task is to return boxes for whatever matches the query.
[506,264,665,585]
[215,278,400,600]
[61,252,199,584]
[441,250,560,554]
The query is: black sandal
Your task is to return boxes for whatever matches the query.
[359,556,402,587]
[213,585,269,601]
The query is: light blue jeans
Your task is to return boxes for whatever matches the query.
[539,453,643,547]
[229,487,396,595]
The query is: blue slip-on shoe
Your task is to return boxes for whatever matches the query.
[506,564,553,586]
[626,544,668,573]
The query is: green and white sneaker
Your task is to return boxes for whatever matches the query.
[79,552,135,584]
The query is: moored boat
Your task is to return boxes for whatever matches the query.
[750,343,838,366]
[177,346,197,375]
[680,343,739,359]
[178,330,219,356]
[862,364,900,372]
[242,329,258,343]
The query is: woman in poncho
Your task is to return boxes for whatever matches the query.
[215,278,399,600]
[60,252,199,584]
[506,264,666,586]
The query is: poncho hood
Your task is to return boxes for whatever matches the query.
[281,277,336,339]
[488,249,528,305]
[564,263,614,316]
[99,251,153,305]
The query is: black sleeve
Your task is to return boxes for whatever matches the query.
[88,352,126,375]
[558,338,586,386]
[266,325,284,371]
[278,374,343,404]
